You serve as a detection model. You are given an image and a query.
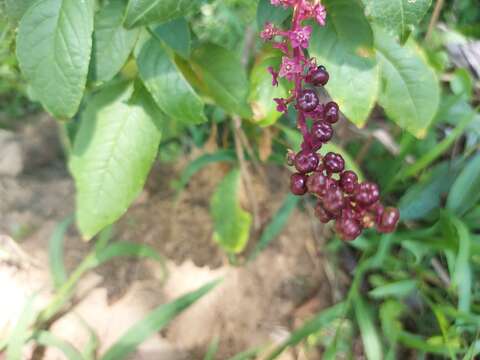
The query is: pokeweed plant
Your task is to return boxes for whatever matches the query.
[260,0,399,240]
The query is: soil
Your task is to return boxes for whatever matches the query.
[0,115,339,360]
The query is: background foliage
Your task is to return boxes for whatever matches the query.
[1,0,480,358]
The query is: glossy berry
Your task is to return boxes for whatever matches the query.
[336,217,362,241]
[306,171,329,195]
[323,152,345,173]
[324,102,339,124]
[311,121,333,142]
[294,150,319,173]
[297,89,319,112]
[340,171,358,194]
[315,202,334,223]
[354,182,380,206]
[290,173,308,195]
[377,207,400,233]
[307,65,329,86]
[323,186,344,214]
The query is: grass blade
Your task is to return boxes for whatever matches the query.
[101,279,222,360]
[34,331,83,360]
[49,215,74,289]
[248,194,300,261]
[265,302,346,360]
[204,336,220,360]
[6,294,39,360]
[353,296,383,360]
[227,347,263,360]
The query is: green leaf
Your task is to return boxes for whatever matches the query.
[309,0,379,127]
[375,28,440,138]
[124,0,199,28]
[192,44,252,118]
[34,331,83,360]
[6,294,39,360]
[136,36,206,124]
[249,55,288,127]
[101,279,221,360]
[16,0,95,119]
[4,0,35,22]
[204,337,220,360]
[91,0,140,83]
[249,194,299,260]
[256,0,291,28]
[70,83,163,239]
[228,348,263,360]
[354,296,383,360]
[362,0,432,39]
[152,18,191,59]
[399,161,461,220]
[266,302,346,360]
[49,215,74,289]
[174,150,237,192]
[210,169,252,254]
[447,153,480,216]
[368,280,417,299]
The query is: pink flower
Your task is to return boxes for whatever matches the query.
[268,66,279,86]
[261,22,277,41]
[289,25,312,49]
[279,56,302,81]
[274,98,288,113]
[314,4,327,26]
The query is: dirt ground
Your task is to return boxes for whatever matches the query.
[0,115,343,360]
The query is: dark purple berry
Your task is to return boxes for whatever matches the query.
[307,66,329,86]
[311,121,333,143]
[324,102,339,124]
[294,150,319,174]
[323,152,345,173]
[290,173,308,196]
[323,186,345,214]
[377,207,400,233]
[336,217,362,241]
[354,182,380,206]
[306,171,329,195]
[297,89,319,112]
[315,202,334,223]
[340,171,358,194]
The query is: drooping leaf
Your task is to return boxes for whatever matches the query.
[256,0,291,28]
[174,150,237,192]
[309,0,379,127]
[90,241,164,268]
[91,0,140,83]
[152,18,191,59]
[136,36,206,124]
[124,0,200,28]
[16,0,94,119]
[101,280,221,360]
[362,0,432,39]
[249,55,288,127]
[249,193,300,260]
[192,44,252,118]
[70,82,163,239]
[375,28,440,138]
[49,215,74,289]
[34,331,83,360]
[210,169,252,254]
[4,0,35,22]
[446,153,480,216]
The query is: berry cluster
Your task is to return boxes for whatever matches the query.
[261,0,399,240]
